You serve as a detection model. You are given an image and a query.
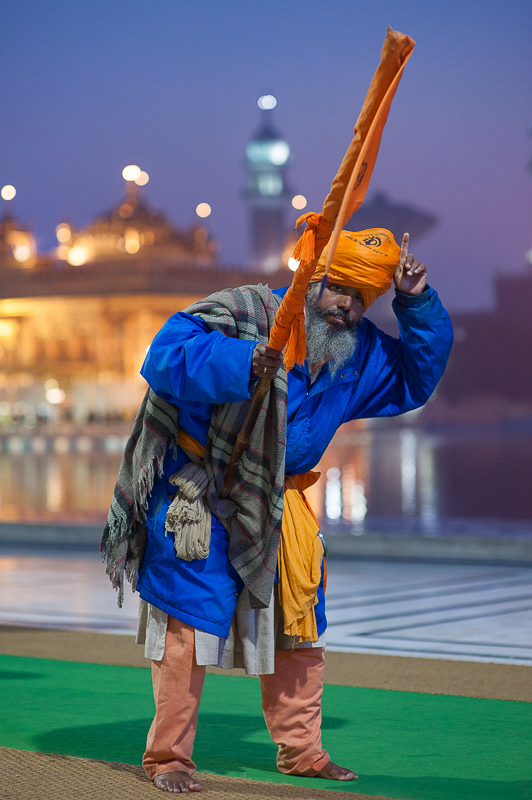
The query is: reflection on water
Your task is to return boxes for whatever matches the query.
[1,422,532,535]
[304,422,532,537]
[0,449,123,524]
[400,429,416,514]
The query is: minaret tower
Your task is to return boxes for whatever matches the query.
[244,95,291,272]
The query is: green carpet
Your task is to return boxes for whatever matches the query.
[1,654,531,800]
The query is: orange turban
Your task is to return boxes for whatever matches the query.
[311,228,400,309]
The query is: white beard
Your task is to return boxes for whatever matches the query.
[305,287,358,378]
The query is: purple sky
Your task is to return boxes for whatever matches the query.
[2,0,531,310]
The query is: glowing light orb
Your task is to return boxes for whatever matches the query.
[269,141,290,165]
[125,240,140,254]
[135,170,149,186]
[291,194,307,210]
[56,224,71,243]
[122,164,142,181]
[46,387,66,405]
[13,245,32,262]
[125,228,140,254]
[258,95,277,110]
[1,185,16,201]
[195,202,212,219]
[67,245,88,266]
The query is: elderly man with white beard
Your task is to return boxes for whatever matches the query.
[102,228,453,793]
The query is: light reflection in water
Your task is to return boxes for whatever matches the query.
[418,436,438,533]
[400,428,417,515]
[0,449,121,523]
[325,467,342,520]
[321,427,371,529]
[343,459,368,527]
[1,422,531,532]
[399,429,439,533]
[46,460,63,512]
[350,480,368,526]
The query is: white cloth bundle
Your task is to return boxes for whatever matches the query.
[165,462,211,560]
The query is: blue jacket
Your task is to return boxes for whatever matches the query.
[137,286,453,636]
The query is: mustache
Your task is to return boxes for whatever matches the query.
[320,308,356,330]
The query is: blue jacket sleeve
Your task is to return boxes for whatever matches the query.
[140,312,257,405]
[345,286,453,420]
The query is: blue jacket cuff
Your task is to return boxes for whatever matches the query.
[394,285,432,308]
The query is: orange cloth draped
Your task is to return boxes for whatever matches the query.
[177,428,205,460]
[268,27,415,372]
[277,472,325,643]
[311,227,400,309]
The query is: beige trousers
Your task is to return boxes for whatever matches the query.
[143,616,330,779]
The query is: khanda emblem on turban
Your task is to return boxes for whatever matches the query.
[363,235,382,247]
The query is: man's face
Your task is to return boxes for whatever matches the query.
[305,282,362,376]
[312,282,365,330]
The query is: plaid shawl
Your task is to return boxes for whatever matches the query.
[101,284,287,609]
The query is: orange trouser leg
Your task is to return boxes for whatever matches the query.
[259,647,330,776]
[142,616,206,779]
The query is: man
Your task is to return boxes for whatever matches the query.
[102,228,453,793]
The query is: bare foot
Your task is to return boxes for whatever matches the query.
[316,761,358,781]
[153,771,202,792]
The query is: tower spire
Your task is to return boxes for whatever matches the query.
[244,96,291,272]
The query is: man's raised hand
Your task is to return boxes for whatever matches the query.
[393,232,427,296]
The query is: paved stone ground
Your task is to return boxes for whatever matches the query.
[323,559,532,664]
[0,548,530,665]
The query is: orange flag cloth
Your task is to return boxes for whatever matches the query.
[269,27,415,372]
[311,228,400,310]
[277,472,324,642]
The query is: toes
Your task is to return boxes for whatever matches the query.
[339,769,358,781]
[153,772,202,793]
[317,761,358,781]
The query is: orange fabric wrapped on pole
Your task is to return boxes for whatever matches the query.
[269,26,415,372]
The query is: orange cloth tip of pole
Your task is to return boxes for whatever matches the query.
[267,27,415,371]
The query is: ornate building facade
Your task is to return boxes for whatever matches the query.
[0,190,287,424]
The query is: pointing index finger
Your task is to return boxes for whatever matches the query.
[400,232,410,262]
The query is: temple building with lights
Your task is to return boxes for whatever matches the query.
[0,100,306,424]
[55,184,217,268]
[0,179,283,424]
